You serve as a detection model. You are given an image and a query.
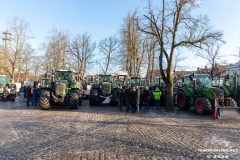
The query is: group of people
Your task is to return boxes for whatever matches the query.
[0,84,16,102]
[116,85,163,113]
[21,84,41,106]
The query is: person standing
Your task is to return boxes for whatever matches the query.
[117,86,124,111]
[125,86,131,112]
[26,85,32,106]
[136,86,141,112]
[3,85,9,102]
[33,85,41,106]
[153,87,162,109]
[142,86,150,112]
[130,86,137,113]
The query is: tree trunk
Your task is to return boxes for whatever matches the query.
[165,82,174,112]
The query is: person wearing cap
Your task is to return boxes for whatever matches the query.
[153,87,162,109]
[142,86,150,112]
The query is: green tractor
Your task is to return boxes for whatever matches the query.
[0,75,16,101]
[39,70,83,110]
[176,74,231,115]
[114,72,130,88]
[41,78,52,88]
[130,76,144,88]
[212,74,240,106]
[89,74,118,106]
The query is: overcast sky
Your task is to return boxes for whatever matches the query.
[0,0,240,73]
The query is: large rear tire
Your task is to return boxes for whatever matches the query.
[177,90,190,110]
[40,90,50,110]
[194,97,211,115]
[69,90,79,109]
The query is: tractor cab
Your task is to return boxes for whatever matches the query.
[41,78,51,88]
[130,76,143,87]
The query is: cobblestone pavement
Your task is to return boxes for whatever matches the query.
[0,98,239,160]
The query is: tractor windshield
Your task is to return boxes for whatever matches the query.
[42,79,51,86]
[131,78,140,86]
[225,77,234,88]
[211,78,223,86]
[55,72,70,81]
[99,75,112,82]
[196,75,212,87]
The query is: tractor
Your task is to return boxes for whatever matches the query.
[114,71,130,88]
[89,74,118,106]
[41,78,51,88]
[39,70,83,110]
[212,74,240,106]
[0,75,16,101]
[176,74,237,115]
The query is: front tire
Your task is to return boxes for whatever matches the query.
[69,90,79,109]
[194,97,211,115]
[40,90,50,110]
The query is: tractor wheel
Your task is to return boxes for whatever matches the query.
[69,90,79,109]
[177,90,190,110]
[229,97,238,107]
[194,97,211,115]
[40,90,50,110]
[90,88,99,106]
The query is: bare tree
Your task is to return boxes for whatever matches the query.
[138,0,223,112]
[98,35,119,74]
[120,10,144,76]
[1,17,33,83]
[69,32,96,78]
[145,33,158,83]
[43,29,69,72]
[173,51,187,72]
[15,44,34,82]
[196,42,222,76]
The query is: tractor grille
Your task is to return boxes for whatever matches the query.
[102,82,111,95]
[55,82,66,97]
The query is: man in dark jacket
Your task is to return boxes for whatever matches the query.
[117,86,124,111]
[26,85,32,106]
[125,86,131,112]
[142,86,150,112]
[33,86,41,106]
[131,86,137,113]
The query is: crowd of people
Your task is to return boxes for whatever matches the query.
[3,82,163,112]
[116,85,163,113]
[20,84,41,106]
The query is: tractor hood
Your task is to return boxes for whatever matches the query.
[101,82,111,95]
[55,82,67,97]
[210,87,224,102]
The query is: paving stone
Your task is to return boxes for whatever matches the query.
[0,100,239,159]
